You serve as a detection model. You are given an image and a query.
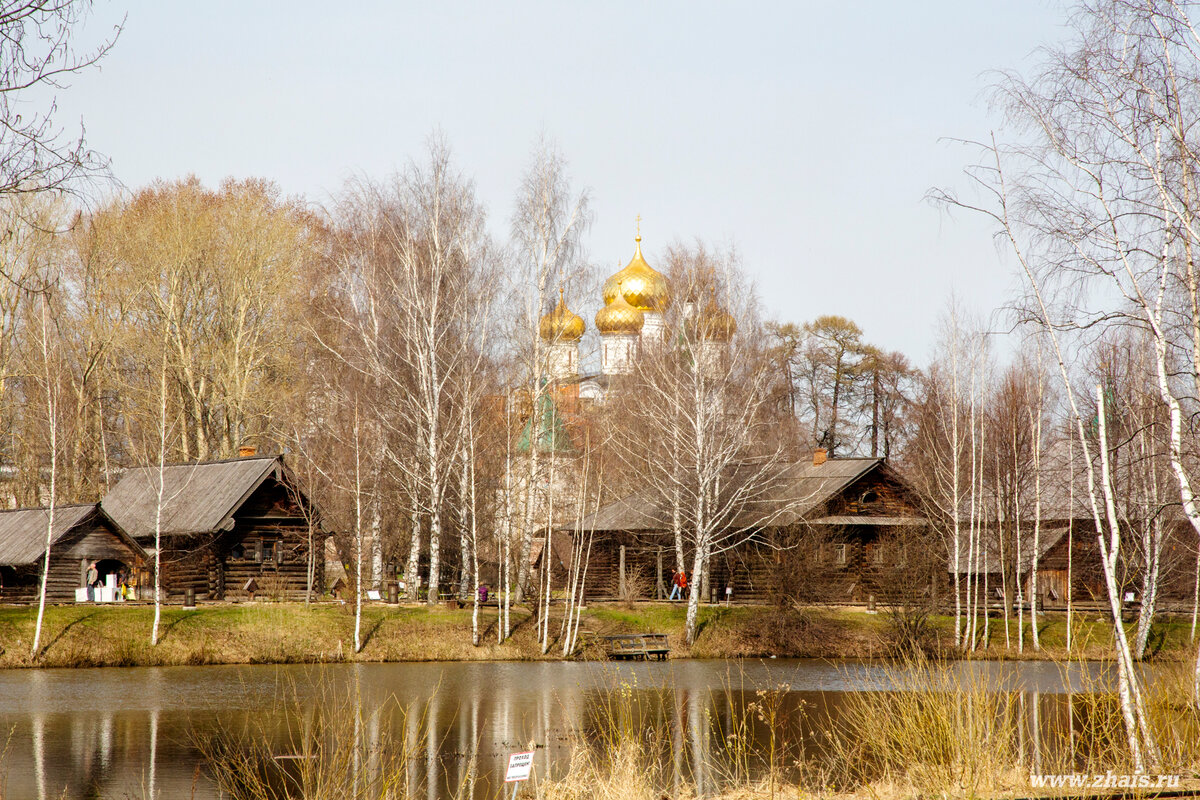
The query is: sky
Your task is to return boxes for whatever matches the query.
[48,1,1071,365]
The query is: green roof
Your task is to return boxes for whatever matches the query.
[517,388,576,455]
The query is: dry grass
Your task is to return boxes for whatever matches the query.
[176,653,1200,800]
[823,658,1025,797]
[0,602,1197,669]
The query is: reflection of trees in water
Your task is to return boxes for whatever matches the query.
[0,665,1150,800]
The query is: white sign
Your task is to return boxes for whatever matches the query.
[505,751,535,782]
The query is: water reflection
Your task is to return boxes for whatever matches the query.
[0,659,1125,799]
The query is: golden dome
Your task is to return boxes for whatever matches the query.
[602,235,670,312]
[539,288,585,343]
[595,288,645,336]
[697,299,737,342]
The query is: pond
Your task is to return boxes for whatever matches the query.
[0,658,1119,799]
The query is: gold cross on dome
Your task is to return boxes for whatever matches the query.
[635,214,641,239]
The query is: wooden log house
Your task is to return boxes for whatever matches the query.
[571,452,934,605]
[101,454,326,602]
[0,504,148,603]
[952,517,1200,612]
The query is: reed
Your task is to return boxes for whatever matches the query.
[192,676,466,800]
[824,657,1023,797]
[190,654,1200,800]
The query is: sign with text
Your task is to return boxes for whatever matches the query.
[505,751,535,782]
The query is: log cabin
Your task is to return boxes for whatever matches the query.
[571,451,934,605]
[101,454,326,602]
[951,516,1200,613]
[0,504,148,603]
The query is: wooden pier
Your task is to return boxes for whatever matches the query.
[601,633,669,661]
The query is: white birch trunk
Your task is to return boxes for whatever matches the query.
[30,296,57,658]
[949,315,964,648]
[1031,402,1042,652]
[1067,435,1075,654]
[353,405,364,654]
[404,481,422,602]
[683,538,708,646]
[1015,447,1024,654]
[1096,385,1160,772]
[151,346,168,647]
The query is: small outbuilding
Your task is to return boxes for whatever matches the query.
[102,454,326,602]
[0,504,148,603]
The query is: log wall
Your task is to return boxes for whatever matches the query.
[154,479,325,601]
[0,515,145,603]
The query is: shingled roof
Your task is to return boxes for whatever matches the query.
[102,455,284,540]
[0,504,117,565]
[578,457,902,532]
[760,457,889,526]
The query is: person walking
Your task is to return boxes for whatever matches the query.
[669,569,688,601]
[85,562,99,602]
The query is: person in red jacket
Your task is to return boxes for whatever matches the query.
[669,569,688,601]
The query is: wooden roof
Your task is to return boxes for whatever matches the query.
[578,457,914,533]
[102,455,284,540]
[0,504,137,566]
[949,525,1069,575]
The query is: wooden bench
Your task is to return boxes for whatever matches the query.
[601,633,670,661]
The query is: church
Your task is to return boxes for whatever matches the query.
[511,227,932,607]
[533,227,736,405]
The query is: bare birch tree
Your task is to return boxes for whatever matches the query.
[606,244,793,645]
[505,141,590,603]
[319,139,494,605]
[30,290,58,657]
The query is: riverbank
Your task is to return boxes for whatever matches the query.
[0,601,1194,668]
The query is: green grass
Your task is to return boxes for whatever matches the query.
[926,610,1199,660]
[0,601,1195,669]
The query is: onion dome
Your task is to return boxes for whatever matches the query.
[601,234,670,312]
[697,299,737,342]
[595,285,645,335]
[539,288,585,343]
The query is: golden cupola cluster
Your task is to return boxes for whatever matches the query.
[601,235,670,313]
[539,288,585,343]
[594,283,645,335]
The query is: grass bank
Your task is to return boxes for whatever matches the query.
[0,601,1195,668]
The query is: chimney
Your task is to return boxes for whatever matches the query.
[238,445,258,458]
[812,448,827,466]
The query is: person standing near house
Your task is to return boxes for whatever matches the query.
[85,562,99,602]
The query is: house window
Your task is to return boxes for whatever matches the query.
[860,490,881,510]
[262,540,275,564]
[835,544,847,565]
[230,543,245,560]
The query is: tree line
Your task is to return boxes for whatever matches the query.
[4,9,1200,769]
